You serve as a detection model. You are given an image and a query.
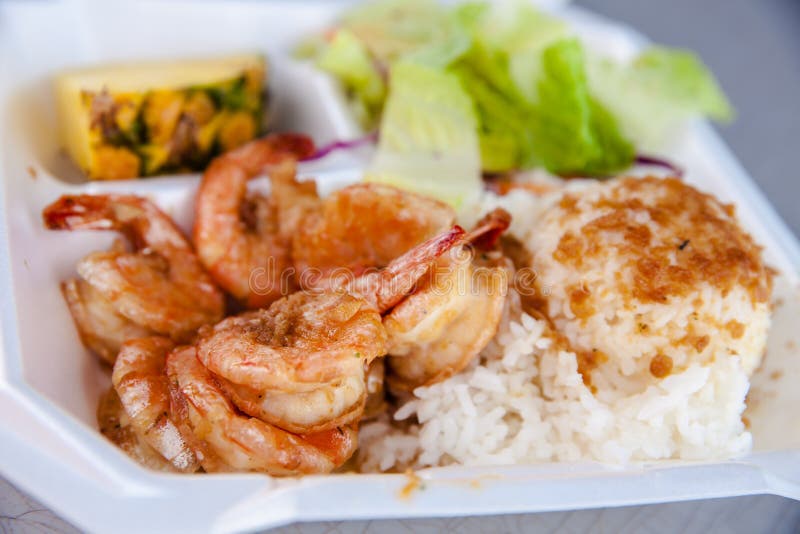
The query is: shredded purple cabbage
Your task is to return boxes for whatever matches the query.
[635,154,684,177]
[302,131,379,162]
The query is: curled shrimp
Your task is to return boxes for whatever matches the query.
[196,225,466,433]
[62,278,153,365]
[385,209,512,391]
[111,337,200,472]
[217,373,366,435]
[43,194,224,342]
[97,387,177,472]
[166,345,357,475]
[198,291,384,394]
[197,290,383,435]
[291,182,455,282]
[193,133,316,308]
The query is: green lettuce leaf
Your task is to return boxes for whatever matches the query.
[588,46,734,149]
[401,15,472,68]
[527,39,634,175]
[444,4,628,175]
[464,0,569,98]
[449,42,535,172]
[339,0,449,64]
[315,29,386,129]
[450,37,633,175]
[302,1,732,179]
[366,62,481,208]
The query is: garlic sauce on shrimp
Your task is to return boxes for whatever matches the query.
[196,225,466,433]
[112,337,200,472]
[167,346,358,475]
[291,182,456,283]
[385,209,513,391]
[97,387,177,472]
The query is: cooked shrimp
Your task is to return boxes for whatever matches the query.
[342,223,467,313]
[193,133,316,308]
[198,225,465,391]
[166,345,357,475]
[198,290,382,434]
[97,387,176,472]
[198,291,384,394]
[385,209,512,391]
[363,358,387,420]
[62,278,153,365]
[112,337,200,472]
[43,194,224,342]
[217,373,365,435]
[197,225,466,433]
[269,160,322,242]
[291,183,455,282]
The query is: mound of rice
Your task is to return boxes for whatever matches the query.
[528,176,772,382]
[359,175,772,470]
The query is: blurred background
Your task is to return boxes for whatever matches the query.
[578,0,800,236]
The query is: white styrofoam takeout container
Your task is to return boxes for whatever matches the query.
[0,1,798,532]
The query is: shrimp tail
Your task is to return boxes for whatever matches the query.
[371,225,466,312]
[465,207,512,250]
[223,133,315,175]
[42,194,131,231]
[300,425,359,466]
[265,133,317,161]
[43,193,193,253]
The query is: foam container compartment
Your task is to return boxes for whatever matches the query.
[0,1,798,532]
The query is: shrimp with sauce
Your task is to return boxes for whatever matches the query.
[43,194,224,345]
[193,133,316,309]
[97,387,177,472]
[195,141,455,305]
[216,361,368,435]
[167,346,358,475]
[291,182,456,284]
[384,209,512,391]
[196,225,466,434]
[111,337,201,472]
[62,277,153,365]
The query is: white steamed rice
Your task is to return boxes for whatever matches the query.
[358,175,768,471]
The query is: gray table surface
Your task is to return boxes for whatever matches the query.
[2,0,799,532]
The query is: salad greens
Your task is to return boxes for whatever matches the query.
[588,46,734,150]
[337,0,449,61]
[365,62,482,208]
[315,29,386,129]
[450,40,535,172]
[303,0,732,203]
[527,39,634,176]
